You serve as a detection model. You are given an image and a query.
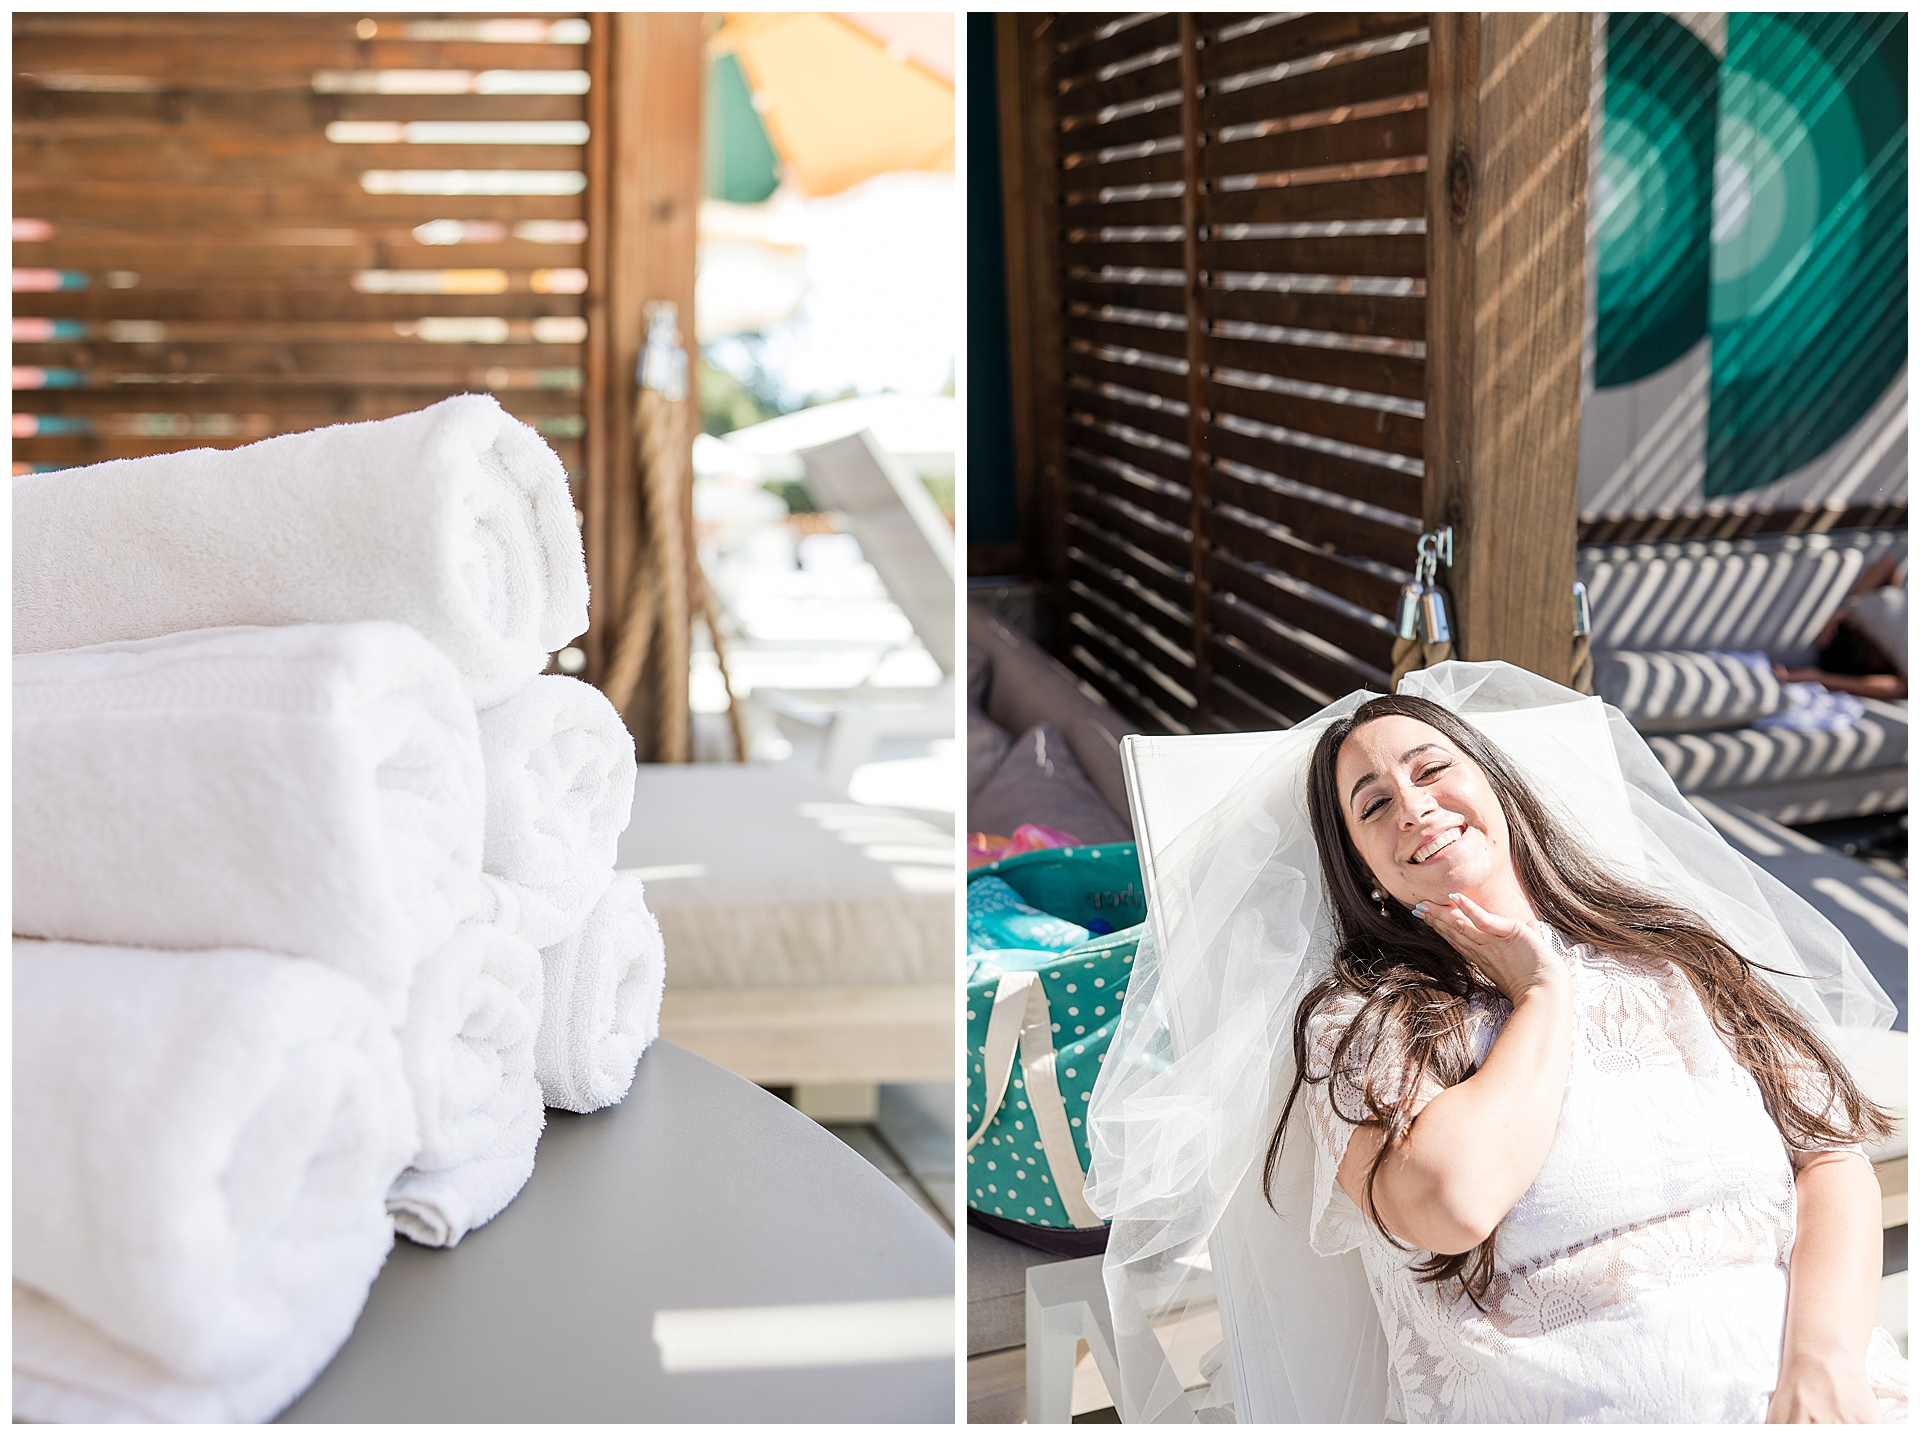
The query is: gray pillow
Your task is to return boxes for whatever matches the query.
[1592,649,1783,733]
[966,645,992,712]
[1845,587,1907,679]
[968,706,1012,800]
[970,722,1132,843]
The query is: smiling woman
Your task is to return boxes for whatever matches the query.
[1265,690,1905,1421]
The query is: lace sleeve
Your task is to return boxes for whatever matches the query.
[1299,988,1407,1257]
[1298,986,1509,1255]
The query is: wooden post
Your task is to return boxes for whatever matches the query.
[1424,13,1591,686]
[582,13,613,684]
[998,14,1067,643]
[584,12,703,755]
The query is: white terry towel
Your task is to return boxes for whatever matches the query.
[476,674,638,946]
[12,939,417,1423]
[12,622,484,1024]
[536,871,668,1114]
[12,394,589,705]
[388,912,547,1249]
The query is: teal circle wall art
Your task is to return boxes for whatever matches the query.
[1594,14,1717,389]
[1705,13,1907,497]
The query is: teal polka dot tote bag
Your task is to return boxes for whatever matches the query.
[965,923,1140,1234]
[970,842,1146,936]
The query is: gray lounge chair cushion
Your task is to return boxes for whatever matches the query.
[615,764,951,989]
[1592,649,1783,733]
[1645,697,1908,794]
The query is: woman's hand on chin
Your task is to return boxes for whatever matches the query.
[1766,1344,1879,1423]
[1412,891,1564,1002]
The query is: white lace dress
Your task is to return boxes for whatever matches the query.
[1303,930,1909,1423]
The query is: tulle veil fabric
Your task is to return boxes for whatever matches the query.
[1081,661,1895,1423]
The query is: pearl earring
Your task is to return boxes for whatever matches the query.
[1370,887,1389,918]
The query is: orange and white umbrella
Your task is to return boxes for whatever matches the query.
[711,13,954,199]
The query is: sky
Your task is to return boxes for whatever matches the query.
[704,171,958,409]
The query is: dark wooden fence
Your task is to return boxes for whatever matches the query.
[13,12,589,486]
[1000,12,1594,731]
[1003,13,1434,731]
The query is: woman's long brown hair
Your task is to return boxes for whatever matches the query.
[1264,693,1892,1303]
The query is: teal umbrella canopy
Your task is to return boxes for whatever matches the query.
[705,51,781,204]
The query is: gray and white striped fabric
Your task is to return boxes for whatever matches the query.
[1592,648,1783,734]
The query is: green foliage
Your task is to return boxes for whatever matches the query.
[698,356,781,438]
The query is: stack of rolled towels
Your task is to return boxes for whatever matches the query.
[12,395,668,1422]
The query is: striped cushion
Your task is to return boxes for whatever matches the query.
[1593,649,1782,733]
[1645,697,1907,793]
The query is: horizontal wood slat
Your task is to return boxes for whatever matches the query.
[22,385,583,416]
[1066,570,1196,673]
[1205,334,1424,401]
[1064,514,1194,610]
[1063,381,1190,443]
[16,181,584,226]
[1063,614,1201,727]
[1209,464,1412,567]
[1057,55,1182,116]
[1056,100,1184,156]
[1207,423,1421,515]
[1205,170,1427,224]
[1051,13,1180,85]
[1202,43,1428,131]
[1204,285,1425,340]
[1062,346,1190,401]
[17,291,584,322]
[1210,592,1388,706]
[1209,548,1395,671]
[15,430,584,467]
[1205,108,1428,181]
[1066,549,1194,642]
[16,38,585,81]
[16,240,585,273]
[1060,312,1187,358]
[1207,632,1326,724]
[1062,276,1187,315]
[16,89,586,127]
[17,138,586,184]
[1209,504,1401,614]
[1199,13,1427,80]
[1065,446,1190,520]
[1068,482,1194,572]
[1209,378,1424,458]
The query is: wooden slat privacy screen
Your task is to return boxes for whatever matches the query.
[1007,12,1434,734]
[13,13,590,500]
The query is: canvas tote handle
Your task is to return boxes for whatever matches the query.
[967,968,1103,1228]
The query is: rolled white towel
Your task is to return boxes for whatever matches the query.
[536,871,668,1114]
[12,622,484,1024]
[387,1101,546,1252]
[12,939,417,1423]
[476,674,637,946]
[12,394,588,705]
[388,915,546,1248]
